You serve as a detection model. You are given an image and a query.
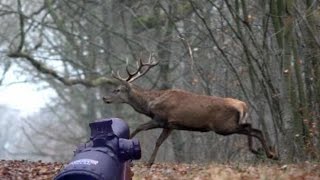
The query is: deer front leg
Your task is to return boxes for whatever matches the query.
[244,124,260,155]
[147,128,172,167]
[247,134,260,155]
[130,121,161,138]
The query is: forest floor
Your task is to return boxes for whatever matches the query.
[0,160,319,180]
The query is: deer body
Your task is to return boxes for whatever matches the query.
[145,89,245,133]
[103,58,278,166]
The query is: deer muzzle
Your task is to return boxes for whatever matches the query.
[102,96,112,104]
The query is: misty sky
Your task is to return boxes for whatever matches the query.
[0,67,55,116]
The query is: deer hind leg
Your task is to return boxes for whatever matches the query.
[250,128,278,160]
[239,125,278,160]
[147,128,172,167]
[130,121,161,138]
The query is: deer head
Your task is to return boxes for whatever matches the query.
[102,55,158,104]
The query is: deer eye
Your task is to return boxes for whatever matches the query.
[113,89,120,93]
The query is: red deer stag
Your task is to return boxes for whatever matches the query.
[103,57,278,166]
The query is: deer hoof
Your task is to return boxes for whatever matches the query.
[268,146,279,160]
[268,154,279,160]
[146,162,154,168]
[267,148,279,160]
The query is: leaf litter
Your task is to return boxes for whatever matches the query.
[0,160,319,180]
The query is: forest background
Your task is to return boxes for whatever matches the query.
[0,0,319,164]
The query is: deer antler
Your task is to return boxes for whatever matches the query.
[113,54,159,83]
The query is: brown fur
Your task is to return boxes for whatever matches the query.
[147,89,241,134]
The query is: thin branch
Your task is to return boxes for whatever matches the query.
[23,118,80,145]
[7,51,115,87]
[188,0,250,101]
[5,1,108,88]
[178,36,195,74]
[0,61,11,85]
[16,0,24,52]
[20,126,50,156]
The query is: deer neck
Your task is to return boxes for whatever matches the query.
[127,87,161,117]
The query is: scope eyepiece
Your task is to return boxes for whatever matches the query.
[119,138,141,161]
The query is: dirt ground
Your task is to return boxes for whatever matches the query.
[0,160,319,180]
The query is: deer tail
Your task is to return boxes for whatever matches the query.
[239,104,249,125]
